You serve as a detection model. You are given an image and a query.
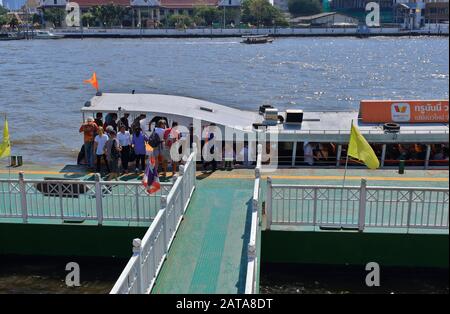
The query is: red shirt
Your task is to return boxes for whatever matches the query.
[79,122,98,143]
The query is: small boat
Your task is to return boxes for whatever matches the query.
[241,35,274,44]
[33,30,64,40]
[0,32,25,41]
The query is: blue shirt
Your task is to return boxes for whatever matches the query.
[132,132,147,155]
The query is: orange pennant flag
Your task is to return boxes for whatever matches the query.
[83,72,99,91]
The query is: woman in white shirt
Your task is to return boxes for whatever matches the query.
[94,127,110,173]
[118,125,132,174]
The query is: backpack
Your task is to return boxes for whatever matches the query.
[148,131,162,148]
[110,139,120,159]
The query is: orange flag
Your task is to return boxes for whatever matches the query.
[84,72,99,91]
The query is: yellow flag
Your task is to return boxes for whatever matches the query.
[348,123,379,169]
[0,118,11,159]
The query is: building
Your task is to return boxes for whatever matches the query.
[38,0,242,27]
[290,11,358,26]
[3,0,27,10]
[424,0,449,23]
[330,0,395,22]
[393,0,448,28]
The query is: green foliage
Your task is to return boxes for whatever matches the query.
[193,6,221,26]
[31,13,41,25]
[8,15,19,28]
[82,12,96,27]
[0,14,8,27]
[88,4,128,27]
[288,0,323,17]
[0,5,8,16]
[43,8,65,27]
[168,14,193,28]
[241,0,287,26]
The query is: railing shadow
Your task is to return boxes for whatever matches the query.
[236,197,253,294]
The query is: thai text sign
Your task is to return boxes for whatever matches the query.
[360,100,449,123]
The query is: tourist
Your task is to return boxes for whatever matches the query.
[202,123,217,172]
[223,142,234,170]
[79,117,98,169]
[94,112,103,128]
[104,113,118,132]
[132,127,147,173]
[118,125,132,174]
[163,121,181,176]
[152,120,167,176]
[303,142,314,166]
[94,127,110,174]
[119,113,130,131]
[105,130,121,180]
[131,114,146,133]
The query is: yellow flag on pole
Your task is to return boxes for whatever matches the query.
[348,123,379,170]
[0,117,11,159]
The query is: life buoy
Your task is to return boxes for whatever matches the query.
[383,122,400,132]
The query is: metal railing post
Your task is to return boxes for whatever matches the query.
[358,179,367,232]
[266,177,272,229]
[132,238,144,294]
[161,196,168,254]
[179,165,185,212]
[18,172,28,223]
[95,173,103,225]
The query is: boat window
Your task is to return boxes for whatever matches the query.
[429,143,449,167]
[383,144,427,168]
[338,143,382,167]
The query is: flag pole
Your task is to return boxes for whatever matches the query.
[342,119,353,187]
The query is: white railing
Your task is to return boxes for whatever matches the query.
[110,148,197,294]
[245,144,262,294]
[0,173,172,224]
[266,179,449,232]
[267,129,449,135]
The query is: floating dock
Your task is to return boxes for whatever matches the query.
[0,157,448,293]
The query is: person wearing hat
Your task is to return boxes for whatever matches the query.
[105,129,121,180]
[79,117,99,169]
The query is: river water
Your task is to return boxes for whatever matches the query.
[0,37,448,166]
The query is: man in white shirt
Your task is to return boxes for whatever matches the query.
[303,142,314,166]
[118,125,132,173]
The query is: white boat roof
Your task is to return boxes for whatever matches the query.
[82,93,263,129]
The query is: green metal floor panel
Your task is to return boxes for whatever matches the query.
[152,178,254,294]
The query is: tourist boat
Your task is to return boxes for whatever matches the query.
[0,32,25,41]
[32,30,64,39]
[81,93,449,169]
[241,35,274,44]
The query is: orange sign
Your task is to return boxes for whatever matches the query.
[360,100,449,123]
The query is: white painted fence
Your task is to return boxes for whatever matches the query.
[110,148,197,294]
[244,144,262,294]
[266,179,449,231]
[0,173,172,224]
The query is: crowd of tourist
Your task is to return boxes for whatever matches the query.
[78,113,180,180]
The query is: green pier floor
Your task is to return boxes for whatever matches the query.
[152,176,254,294]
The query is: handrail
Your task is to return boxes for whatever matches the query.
[110,146,197,294]
[0,173,172,224]
[245,144,262,294]
[266,179,449,231]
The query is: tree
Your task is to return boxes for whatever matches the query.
[0,15,8,28]
[168,14,193,29]
[0,5,7,16]
[193,6,221,26]
[288,0,322,17]
[241,0,288,27]
[89,4,127,27]
[43,8,65,27]
[82,12,96,27]
[8,15,19,29]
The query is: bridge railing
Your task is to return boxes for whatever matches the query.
[245,144,262,294]
[0,173,172,224]
[266,179,449,231]
[110,148,197,294]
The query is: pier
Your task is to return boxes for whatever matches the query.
[0,147,448,293]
